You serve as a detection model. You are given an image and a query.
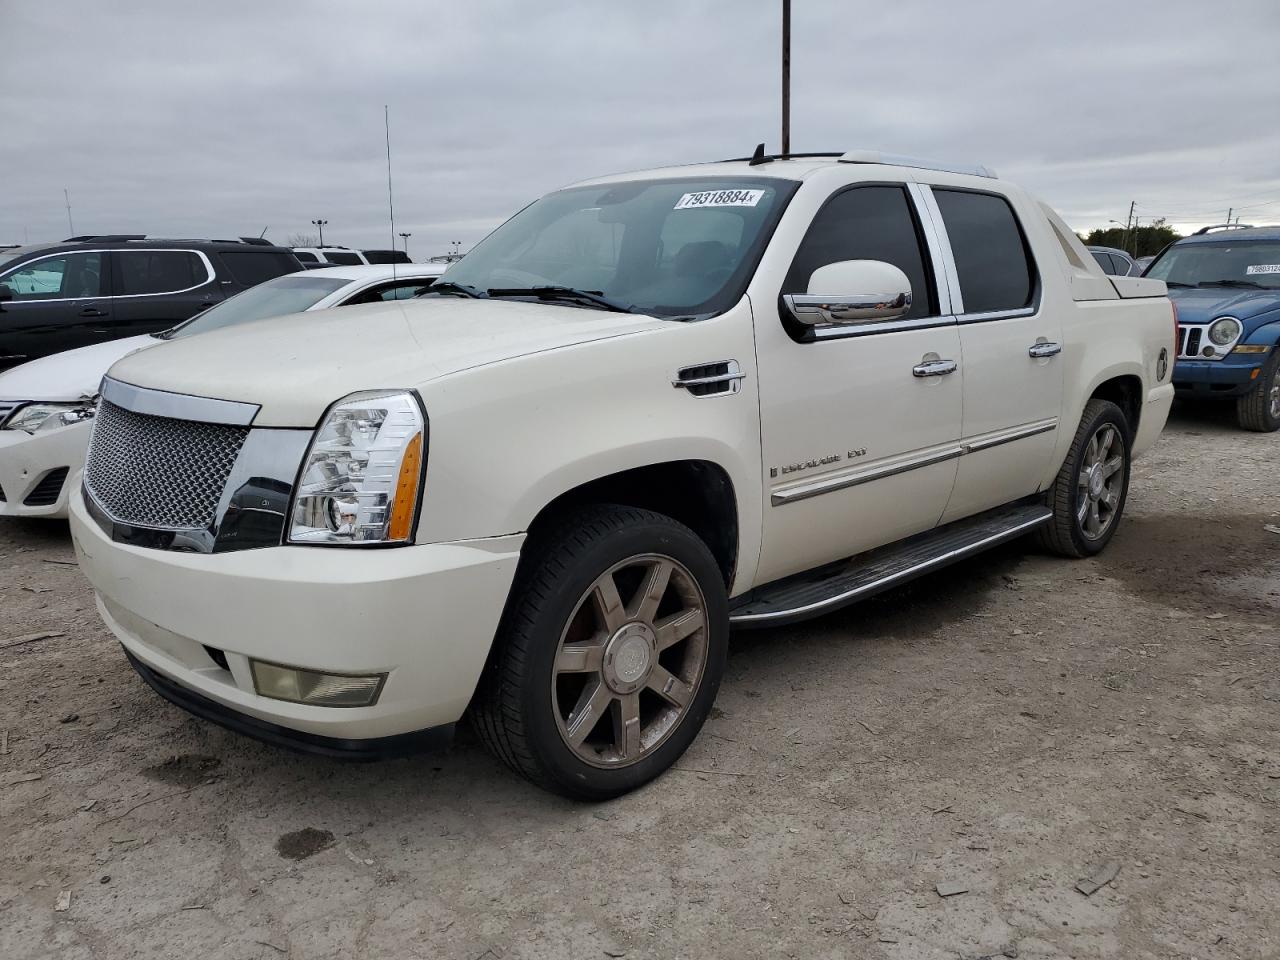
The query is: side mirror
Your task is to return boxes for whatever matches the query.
[783,260,912,326]
[0,284,13,302]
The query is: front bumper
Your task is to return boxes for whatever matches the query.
[71,487,524,745]
[1173,356,1266,398]
[0,420,93,519]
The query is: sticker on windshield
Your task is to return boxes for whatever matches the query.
[1245,264,1280,275]
[674,189,765,210]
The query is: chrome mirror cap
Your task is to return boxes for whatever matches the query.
[783,259,912,326]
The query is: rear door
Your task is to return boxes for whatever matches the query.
[0,250,113,367]
[111,249,222,337]
[920,184,1064,523]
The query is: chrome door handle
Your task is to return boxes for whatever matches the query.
[1028,341,1062,359]
[912,359,957,378]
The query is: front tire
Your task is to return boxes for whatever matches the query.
[471,504,728,800]
[1037,398,1131,558]
[1235,351,1280,432]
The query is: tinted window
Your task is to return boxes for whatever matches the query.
[1091,251,1116,275]
[321,251,363,265]
[293,251,319,262]
[362,249,411,264]
[218,250,302,286]
[0,252,103,299]
[934,190,1036,314]
[116,250,207,295]
[167,275,347,339]
[782,185,937,320]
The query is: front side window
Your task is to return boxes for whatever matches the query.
[781,184,938,322]
[934,189,1036,314]
[440,176,797,319]
[1146,240,1280,290]
[164,275,347,339]
[115,250,208,296]
[0,252,103,299]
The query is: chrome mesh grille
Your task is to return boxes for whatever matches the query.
[84,400,249,529]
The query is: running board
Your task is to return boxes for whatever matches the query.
[729,502,1052,628]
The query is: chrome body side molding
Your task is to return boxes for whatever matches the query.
[102,377,260,427]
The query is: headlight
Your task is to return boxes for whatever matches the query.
[288,390,425,545]
[1208,317,1242,347]
[2,401,96,434]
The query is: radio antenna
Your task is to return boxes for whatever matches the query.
[384,105,397,282]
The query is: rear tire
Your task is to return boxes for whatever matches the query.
[1235,351,1280,432]
[1036,399,1131,558]
[471,504,728,800]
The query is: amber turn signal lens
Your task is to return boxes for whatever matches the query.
[387,431,424,541]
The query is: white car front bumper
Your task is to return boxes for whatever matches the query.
[0,420,93,519]
[70,488,524,754]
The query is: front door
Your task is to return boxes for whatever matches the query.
[920,184,1064,524]
[0,250,113,368]
[753,182,963,586]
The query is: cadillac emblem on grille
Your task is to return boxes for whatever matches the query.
[84,400,250,529]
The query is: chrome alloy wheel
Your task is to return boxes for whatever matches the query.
[1269,379,1280,420]
[1076,423,1124,540]
[551,554,709,768]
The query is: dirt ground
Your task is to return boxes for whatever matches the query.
[2,403,1278,960]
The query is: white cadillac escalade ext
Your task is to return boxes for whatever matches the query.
[70,150,1175,799]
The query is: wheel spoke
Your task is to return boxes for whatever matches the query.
[1088,500,1102,535]
[1077,470,1090,488]
[591,573,626,632]
[647,664,693,708]
[654,607,704,651]
[1085,435,1098,465]
[1100,488,1118,509]
[565,680,613,746]
[1096,427,1113,462]
[1076,494,1090,525]
[628,559,672,624]
[611,693,642,760]
[1101,455,1124,478]
[555,638,606,674]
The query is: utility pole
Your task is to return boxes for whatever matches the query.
[311,219,328,247]
[64,188,74,236]
[781,0,791,156]
[1122,200,1135,257]
[398,231,411,255]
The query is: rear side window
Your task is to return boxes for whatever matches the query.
[219,251,302,285]
[115,250,208,295]
[782,184,938,321]
[322,251,363,266]
[293,251,319,263]
[934,189,1036,314]
[1091,251,1117,275]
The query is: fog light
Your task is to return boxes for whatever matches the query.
[250,660,386,707]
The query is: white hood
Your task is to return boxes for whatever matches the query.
[106,297,669,427]
[0,335,157,402]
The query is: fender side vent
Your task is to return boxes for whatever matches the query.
[671,360,744,397]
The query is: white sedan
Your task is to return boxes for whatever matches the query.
[0,264,445,518]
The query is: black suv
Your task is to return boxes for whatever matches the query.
[0,236,302,369]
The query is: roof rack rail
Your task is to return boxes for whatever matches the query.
[63,234,147,242]
[838,150,997,179]
[1192,223,1253,235]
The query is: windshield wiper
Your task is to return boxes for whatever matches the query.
[424,281,487,299]
[486,285,636,314]
[1197,279,1264,289]
[1163,281,1194,288]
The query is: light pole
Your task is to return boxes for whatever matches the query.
[398,232,411,256]
[781,0,790,156]
[311,219,328,247]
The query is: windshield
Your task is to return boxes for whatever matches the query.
[439,176,797,318]
[165,274,348,339]
[1147,240,1280,290]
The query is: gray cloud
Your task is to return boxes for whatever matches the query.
[3,0,1278,255]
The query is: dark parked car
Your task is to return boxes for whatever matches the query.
[0,236,302,369]
[1087,245,1139,277]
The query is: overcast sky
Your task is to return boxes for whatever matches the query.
[4,0,1278,256]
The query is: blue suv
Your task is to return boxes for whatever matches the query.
[1145,225,1280,431]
